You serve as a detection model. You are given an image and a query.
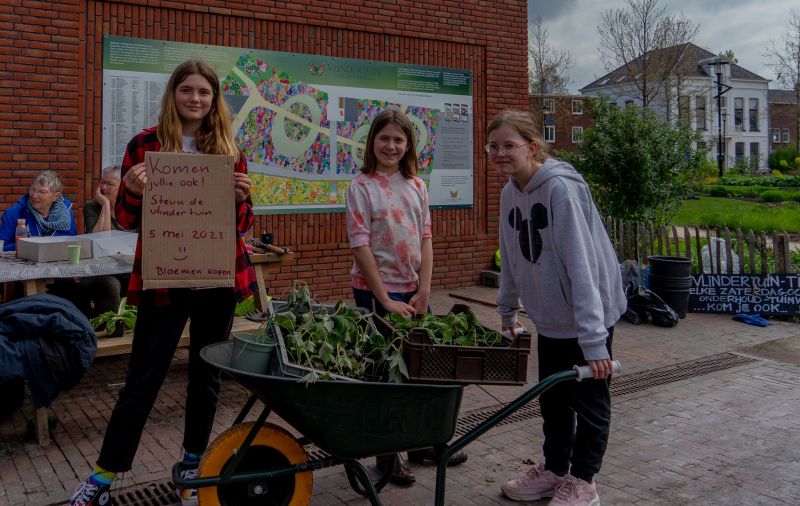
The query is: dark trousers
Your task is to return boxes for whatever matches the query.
[538,328,614,483]
[97,288,236,472]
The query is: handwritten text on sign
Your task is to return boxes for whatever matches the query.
[688,274,800,316]
[142,152,235,289]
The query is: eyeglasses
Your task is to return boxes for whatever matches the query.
[100,180,119,188]
[484,142,530,156]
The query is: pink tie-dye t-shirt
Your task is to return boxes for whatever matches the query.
[346,170,432,293]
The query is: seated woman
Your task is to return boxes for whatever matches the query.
[81,165,129,318]
[0,170,77,250]
[0,170,81,309]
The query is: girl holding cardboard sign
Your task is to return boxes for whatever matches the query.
[70,60,256,506]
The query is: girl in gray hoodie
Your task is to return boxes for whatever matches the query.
[489,110,625,506]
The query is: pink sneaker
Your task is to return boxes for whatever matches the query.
[549,475,600,506]
[501,462,562,501]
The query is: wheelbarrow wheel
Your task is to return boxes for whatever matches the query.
[197,422,313,506]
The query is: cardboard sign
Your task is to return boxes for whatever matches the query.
[688,274,800,316]
[142,152,236,289]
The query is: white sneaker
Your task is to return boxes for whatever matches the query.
[549,475,600,506]
[176,467,198,506]
[501,462,562,501]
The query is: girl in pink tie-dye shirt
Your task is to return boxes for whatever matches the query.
[346,110,467,482]
[346,109,433,318]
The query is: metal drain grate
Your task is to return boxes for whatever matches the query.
[94,353,756,505]
[454,352,756,437]
[110,481,178,505]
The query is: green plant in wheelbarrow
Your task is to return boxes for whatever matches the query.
[272,281,408,384]
[90,297,137,337]
[384,309,504,346]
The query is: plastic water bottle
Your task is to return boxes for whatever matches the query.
[14,218,29,255]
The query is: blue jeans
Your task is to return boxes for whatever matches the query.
[353,288,429,317]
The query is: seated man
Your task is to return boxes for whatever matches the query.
[81,166,129,318]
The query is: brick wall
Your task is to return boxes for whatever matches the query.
[529,95,595,155]
[769,102,798,152]
[1,0,529,301]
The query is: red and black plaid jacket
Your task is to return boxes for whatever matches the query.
[115,126,257,306]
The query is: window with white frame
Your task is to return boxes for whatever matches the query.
[783,128,791,143]
[571,100,584,115]
[748,98,759,132]
[678,96,690,124]
[542,98,554,115]
[544,125,555,143]
[571,126,583,143]
[773,128,781,143]
[695,95,707,130]
[735,142,745,161]
[750,142,759,170]
[734,98,743,131]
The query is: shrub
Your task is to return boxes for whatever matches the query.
[768,145,798,171]
[760,190,786,202]
[707,185,731,197]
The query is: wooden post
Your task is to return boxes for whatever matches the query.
[748,230,756,274]
[736,228,745,274]
[723,227,733,273]
[695,226,703,273]
[760,232,768,274]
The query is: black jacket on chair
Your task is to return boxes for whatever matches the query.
[0,293,96,409]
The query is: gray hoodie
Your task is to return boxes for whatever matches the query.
[496,158,626,360]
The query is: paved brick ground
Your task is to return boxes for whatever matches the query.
[1,285,798,505]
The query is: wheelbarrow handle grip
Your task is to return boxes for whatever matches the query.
[573,360,622,381]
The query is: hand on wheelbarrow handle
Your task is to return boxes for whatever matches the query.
[572,360,622,381]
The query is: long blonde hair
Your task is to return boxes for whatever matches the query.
[157,59,239,157]
[487,110,549,163]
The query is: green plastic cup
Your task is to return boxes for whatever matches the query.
[67,244,81,264]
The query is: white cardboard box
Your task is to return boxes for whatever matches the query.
[17,236,93,263]
[82,230,137,257]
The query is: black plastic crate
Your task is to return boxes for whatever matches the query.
[372,304,531,385]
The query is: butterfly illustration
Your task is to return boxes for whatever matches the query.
[307,62,325,76]
[449,190,459,198]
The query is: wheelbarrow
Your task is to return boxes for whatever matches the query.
[173,341,621,505]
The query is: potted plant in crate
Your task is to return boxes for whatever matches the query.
[90,297,137,338]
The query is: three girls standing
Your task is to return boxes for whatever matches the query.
[70,60,256,506]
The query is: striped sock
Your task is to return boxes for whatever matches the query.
[90,464,115,485]
[182,451,201,464]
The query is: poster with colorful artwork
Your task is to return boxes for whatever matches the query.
[102,36,473,213]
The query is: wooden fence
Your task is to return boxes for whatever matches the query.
[604,218,795,275]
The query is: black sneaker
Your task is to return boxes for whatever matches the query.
[408,448,468,466]
[69,477,111,506]
[376,454,416,486]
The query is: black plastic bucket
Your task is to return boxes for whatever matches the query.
[647,256,691,318]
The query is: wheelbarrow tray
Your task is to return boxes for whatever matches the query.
[202,342,464,460]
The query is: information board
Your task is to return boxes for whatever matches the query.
[688,274,800,316]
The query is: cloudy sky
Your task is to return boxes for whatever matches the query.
[528,0,797,92]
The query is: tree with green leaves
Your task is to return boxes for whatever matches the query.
[563,97,705,226]
[719,49,738,64]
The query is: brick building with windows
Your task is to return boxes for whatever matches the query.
[529,95,594,155]
[0,0,530,300]
[768,89,799,152]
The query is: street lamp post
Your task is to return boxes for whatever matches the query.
[710,58,731,178]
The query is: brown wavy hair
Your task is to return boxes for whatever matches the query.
[487,109,549,163]
[361,109,418,178]
[157,59,238,157]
